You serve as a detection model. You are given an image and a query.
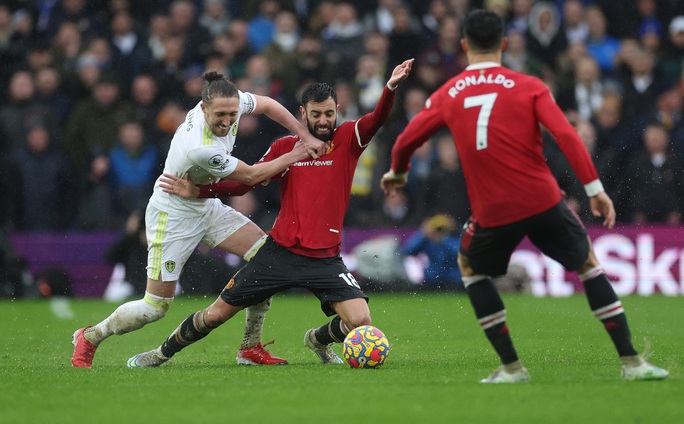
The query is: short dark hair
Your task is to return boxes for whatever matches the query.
[463,9,504,53]
[301,83,337,106]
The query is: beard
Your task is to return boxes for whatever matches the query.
[307,120,336,142]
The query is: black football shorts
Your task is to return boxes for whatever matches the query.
[220,237,368,315]
[460,200,590,276]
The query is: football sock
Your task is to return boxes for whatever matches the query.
[313,315,349,345]
[160,311,215,358]
[241,298,271,349]
[581,268,638,357]
[84,293,172,345]
[464,276,519,365]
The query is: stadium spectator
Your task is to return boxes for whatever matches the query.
[320,1,365,82]
[562,0,589,44]
[422,132,470,226]
[199,0,233,38]
[556,55,604,121]
[108,121,159,221]
[506,0,534,34]
[623,123,682,225]
[39,0,102,40]
[387,4,423,70]
[417,15,467,88]
[63,72,136,175]
[419,0,451,43]
[502,27,543,78]
[129,74,164,149]
[109,9,153,88]
[146,13,171,62]
[34,66,73,127]
[7,125,75,232]
[0,69,61,157]
[585,5,621,77]
[619,47,667,123]
[381,9,668,383]
[656,16,684,88]
[263,10,300,95]
[525,1,567,72]
[168,0,213,65]
[247,0,280,53]
[50,21,83,75]
[401,213,462,291]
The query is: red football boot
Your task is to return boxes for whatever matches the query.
[236,340,288,365]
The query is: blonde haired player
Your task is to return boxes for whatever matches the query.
[71,71,325,368]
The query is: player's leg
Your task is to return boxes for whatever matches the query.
[303,258,369,364]
[576,243,668,380]
[72,207,196,368]
[532,201,667,381]
[127,295,243,368]
[209,209,286,365]
[459,219,529,383]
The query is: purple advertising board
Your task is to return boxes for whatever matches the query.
[10,225,684,297]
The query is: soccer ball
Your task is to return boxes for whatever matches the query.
[342,325,390,369]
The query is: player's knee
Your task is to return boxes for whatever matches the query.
[458,253,475,276]
[346,313,372,330]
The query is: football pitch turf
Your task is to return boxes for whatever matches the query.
[2,292,681,423]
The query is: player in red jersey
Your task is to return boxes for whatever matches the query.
[126,59,414,367]
[381,10,668,383]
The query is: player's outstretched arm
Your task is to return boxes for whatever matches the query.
[387,58,414,89]
[590,192,616,228]
[228,141,307,186]
[254,95,326,158]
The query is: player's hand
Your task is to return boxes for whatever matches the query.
[159,173,199,199]
[387,58,414,88]
[380,170,408,196]
[590,192,615,228]
[299,131,326,159]
[289,140,312,162]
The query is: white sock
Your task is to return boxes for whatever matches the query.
[84,293,173,345]
[241,297,271,349]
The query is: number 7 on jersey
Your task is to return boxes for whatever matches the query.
[464,93,498,150]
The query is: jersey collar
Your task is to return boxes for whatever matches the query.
[465,61,501,71]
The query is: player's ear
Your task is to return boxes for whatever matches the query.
[501,37,508,52]
[460,38,469,53]
[299,105,306,121]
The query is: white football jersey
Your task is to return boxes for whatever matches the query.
[148,91,258,217]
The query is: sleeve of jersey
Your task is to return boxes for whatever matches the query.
[196,139,285,198]
[535,87,602,196]
[391,97,445,174]
[355,86,396,146]
[187,145,239,179]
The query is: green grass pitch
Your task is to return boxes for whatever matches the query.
[2,292,682,424]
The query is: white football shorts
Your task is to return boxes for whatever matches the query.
[145,200,251,281]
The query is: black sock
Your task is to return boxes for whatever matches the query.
[313,316,348,345]
[160,311,214,358]
[466,278,518,364]
[583,274,637,357]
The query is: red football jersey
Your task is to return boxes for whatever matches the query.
[199,86,397,257]
[391,62,599,227]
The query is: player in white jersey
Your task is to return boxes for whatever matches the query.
[71,71,326,368]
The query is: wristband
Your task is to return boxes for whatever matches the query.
[387,82,397,91]
[584,180,605,197]
[387,169,408,180]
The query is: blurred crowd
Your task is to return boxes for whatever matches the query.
[2,0,684,237]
